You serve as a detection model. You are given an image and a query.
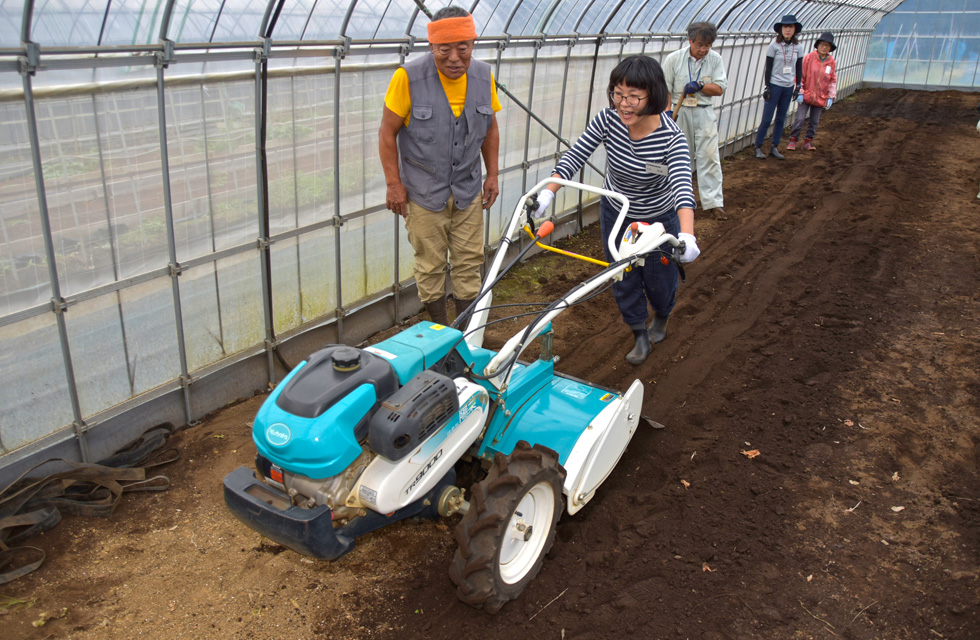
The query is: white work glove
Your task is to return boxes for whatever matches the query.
[677,232,700,263]
[530,189,555,219]
[976,118,980,135]
[826,98,833,109]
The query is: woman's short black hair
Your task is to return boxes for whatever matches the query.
[607,55,670,116]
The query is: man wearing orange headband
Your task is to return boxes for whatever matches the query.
[379,6,501,326]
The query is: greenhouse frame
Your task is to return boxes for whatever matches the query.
[1,0,977,480]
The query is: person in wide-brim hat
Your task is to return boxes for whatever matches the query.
[814,31,837,52]
[754,14,805,158]
[773,14,803,34]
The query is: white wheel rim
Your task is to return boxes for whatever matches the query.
[498,481,555,585]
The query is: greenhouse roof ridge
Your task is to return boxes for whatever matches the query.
[0,0,906,50]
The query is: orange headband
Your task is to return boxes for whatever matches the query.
[427,15,478,44]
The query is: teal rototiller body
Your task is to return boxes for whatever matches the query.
[223,179,686,612]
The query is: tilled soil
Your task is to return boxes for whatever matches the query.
[5,87,979,640]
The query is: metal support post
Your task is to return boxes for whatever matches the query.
[155,41,194,426]
[20,42,91,461]
[333,41,348,343]
[558,37,575,230]
[254,37,277,384]
[520,37,544,196]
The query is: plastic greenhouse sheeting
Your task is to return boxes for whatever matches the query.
[1,0,968,475]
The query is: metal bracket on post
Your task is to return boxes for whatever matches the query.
[256,236,274,251]
[254,36,271,63]
[156,38,175,70]
[168,261,183,278]
[533,36,545,51]
[72,419,91,462]
[335,36,351,60]
[18,41,40,76]
[399,35,416,58]
[178,373,201,426]
[335,305,346,334]
[50,296,69,316]
[497,34,510,52]
[264,338,280,379]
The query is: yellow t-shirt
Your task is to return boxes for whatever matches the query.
[384,67,502,127]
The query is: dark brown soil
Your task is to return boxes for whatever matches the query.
[5,87,979,640]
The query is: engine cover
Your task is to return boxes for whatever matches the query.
[368,369,459,461]
[352,377,488,514]
[275,345,398,442]
[252,345,399,480]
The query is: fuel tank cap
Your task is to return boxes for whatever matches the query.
[331,347,361,372]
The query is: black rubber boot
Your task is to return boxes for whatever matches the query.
[647,314,669,344]
[454,297,476,321]
[755,146,766,159]
[625,329,651,365]
[424,297,448,325]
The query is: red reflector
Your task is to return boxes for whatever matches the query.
[270,466,283,483]
[660,255,670,265]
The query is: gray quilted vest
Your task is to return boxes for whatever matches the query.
[397,55,494,211]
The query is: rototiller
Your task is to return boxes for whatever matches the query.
[224,179,685,612]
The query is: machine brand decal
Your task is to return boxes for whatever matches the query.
[560,382,592,400]
[363,346,397,360]
[458,395,477,422]
[266,423,291,446]
[600,393,615,402]
[413,389,486,461]
[405,449,443,495]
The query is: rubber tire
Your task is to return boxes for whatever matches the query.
[449,440,566,613]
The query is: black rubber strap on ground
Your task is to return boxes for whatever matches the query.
[97,423,175,468]
[0,507,61,546]
[0,545,45,585]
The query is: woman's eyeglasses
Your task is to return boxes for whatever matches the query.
[609,91,647,107]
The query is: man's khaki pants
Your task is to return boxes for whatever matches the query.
[404,195,484,304]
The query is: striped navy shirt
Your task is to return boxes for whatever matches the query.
[554,108,696,218]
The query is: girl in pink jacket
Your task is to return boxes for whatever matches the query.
[788,32,838,151]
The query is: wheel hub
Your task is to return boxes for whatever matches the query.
[498,483,556,584]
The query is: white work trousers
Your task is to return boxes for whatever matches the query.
[677,106,724,211]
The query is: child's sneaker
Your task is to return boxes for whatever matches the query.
[787,137,797,151]
[803,138,815,150]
